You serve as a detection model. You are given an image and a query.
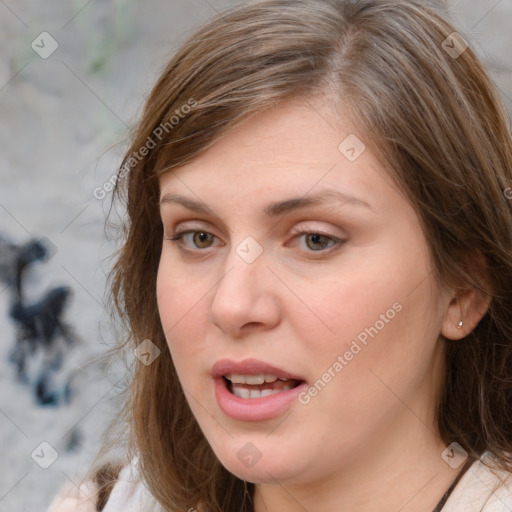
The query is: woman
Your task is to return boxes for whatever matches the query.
[48,0,512,510]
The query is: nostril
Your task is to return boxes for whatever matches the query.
[241,322,262,330]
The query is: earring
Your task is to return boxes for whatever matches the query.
[457,320,463,328]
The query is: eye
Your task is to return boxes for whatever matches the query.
[292,231,345,253]
[164,229,345,255]
[165,230,219,250]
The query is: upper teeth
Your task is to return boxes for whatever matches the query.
[225,374,289,385]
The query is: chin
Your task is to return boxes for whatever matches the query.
[219,457,295,484]
[209,436,309,485]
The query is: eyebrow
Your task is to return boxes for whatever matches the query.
[159,189,374,217]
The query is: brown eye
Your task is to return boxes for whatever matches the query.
[287,229,346,255]
[304,233,333,251]
[192,232,214,248]
[165,230,219,251]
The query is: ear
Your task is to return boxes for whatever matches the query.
[441,286,492,340]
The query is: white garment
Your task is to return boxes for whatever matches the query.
[101,461,161,512]
[443,453,512,511]
[45,459,161,512]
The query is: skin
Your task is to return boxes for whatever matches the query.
[156,96,490,512]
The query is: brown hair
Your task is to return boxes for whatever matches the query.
[90,0,512,510]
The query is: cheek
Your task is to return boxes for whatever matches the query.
[295,248,440,392]
[309,275,442,419]
[156,263,196,352]
[156,258,213,375]
[157,255,199,326]
[288,266,409,360]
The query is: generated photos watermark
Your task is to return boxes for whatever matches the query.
[298,301,403,405]
[94,98,198,200]
[31,441,59,469]
[134,339,161,366]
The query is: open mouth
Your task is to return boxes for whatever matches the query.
[223,374,303,399]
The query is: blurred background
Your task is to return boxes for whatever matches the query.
[0,1,510,510]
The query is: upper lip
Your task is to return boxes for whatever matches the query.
[212,358,305,382]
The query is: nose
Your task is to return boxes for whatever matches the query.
[208,244,281,337]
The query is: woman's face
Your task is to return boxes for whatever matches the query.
[156,97,453,488]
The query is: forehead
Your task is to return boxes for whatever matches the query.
[158,97,398,215]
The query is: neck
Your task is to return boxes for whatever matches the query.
[253,421,465,512]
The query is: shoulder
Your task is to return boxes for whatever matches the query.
[46,479,99,512]
[101,458,159,512]
[46,457,161,512]
[443,451,512,512]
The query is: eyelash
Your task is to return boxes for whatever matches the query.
[164,229,345,256]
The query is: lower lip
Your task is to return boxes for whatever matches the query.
[214,378,307,421]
